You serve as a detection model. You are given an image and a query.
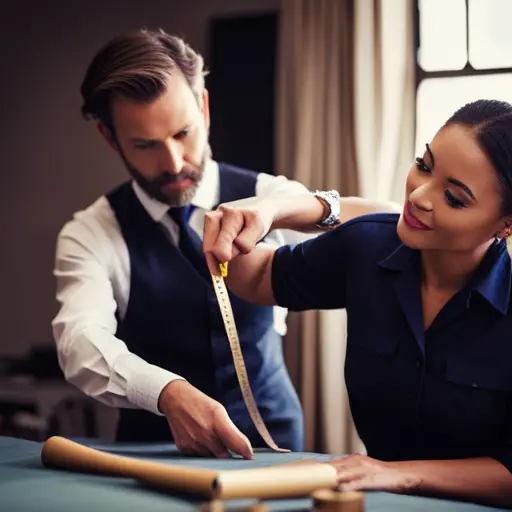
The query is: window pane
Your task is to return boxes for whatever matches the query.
[418,0,467,71]
[469,0,512,69]
[415,74,512,155]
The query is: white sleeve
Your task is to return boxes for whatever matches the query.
[51,200,182,416]
[255,173,403,244]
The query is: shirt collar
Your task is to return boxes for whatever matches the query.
[470,239,511,315]
[378,239,511,315]
[131,159,220,222]
[377,243,417,272]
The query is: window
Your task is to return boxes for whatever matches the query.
[414,0,512,155]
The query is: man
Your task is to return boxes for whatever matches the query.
[52,28,400,458]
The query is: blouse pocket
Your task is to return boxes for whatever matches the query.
[445,357,512,392]
[441,357,511,444]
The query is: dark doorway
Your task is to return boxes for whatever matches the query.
[206,12,278,176]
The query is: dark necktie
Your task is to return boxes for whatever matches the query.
[168,205,209,279]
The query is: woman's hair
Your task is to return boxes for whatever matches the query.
[444,99,512,215]
[80,28,207,131]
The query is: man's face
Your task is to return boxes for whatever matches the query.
[102,70,210,207]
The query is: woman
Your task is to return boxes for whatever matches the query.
[203,99,512,507]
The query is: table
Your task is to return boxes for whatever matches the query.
[0,435,506,511]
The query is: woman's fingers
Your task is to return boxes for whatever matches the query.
[203,210,224,274]
[328,454,419,493]
[203,206,264,270]
[232,209,266,254]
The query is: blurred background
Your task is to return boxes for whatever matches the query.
[0,0,511,453]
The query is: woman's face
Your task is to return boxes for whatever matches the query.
[397,123,509,252]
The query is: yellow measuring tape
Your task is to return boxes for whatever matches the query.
[211,262,289,453]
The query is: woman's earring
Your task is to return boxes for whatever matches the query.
[503,222,512,239]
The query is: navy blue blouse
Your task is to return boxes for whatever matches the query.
[272,213,512,471]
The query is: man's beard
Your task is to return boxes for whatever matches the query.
[120,145,210,207]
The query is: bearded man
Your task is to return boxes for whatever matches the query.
[52,28,398,457]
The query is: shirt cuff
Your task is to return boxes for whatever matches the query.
[113,353,185,415]
[270,244,307,310]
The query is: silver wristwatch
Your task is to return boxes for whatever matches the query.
[313,190,341,229]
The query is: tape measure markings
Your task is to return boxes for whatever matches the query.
[211,270,289,453]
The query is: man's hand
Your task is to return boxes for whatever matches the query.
[158,380,254,459]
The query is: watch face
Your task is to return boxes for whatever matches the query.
[314,190,340,228]
[325,217,341,227]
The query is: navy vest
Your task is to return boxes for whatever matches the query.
[106,163,303,450]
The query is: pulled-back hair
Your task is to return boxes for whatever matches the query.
[80,28,207,130]
[444,99,512,215]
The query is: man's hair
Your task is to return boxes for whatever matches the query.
[80,28,207,130]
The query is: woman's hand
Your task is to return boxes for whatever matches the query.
[203,197,278,275]
[328,454,421,493]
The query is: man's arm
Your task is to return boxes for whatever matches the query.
[52,208,252,459]
[52,216,177,414]
[339,196,402,224]
[255,173,402,243]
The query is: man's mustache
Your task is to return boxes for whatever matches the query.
[154,169,202,186]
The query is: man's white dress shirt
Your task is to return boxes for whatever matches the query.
[52,161,313,416]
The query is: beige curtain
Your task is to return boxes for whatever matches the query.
[354,0,415,203]
[276,0,358,193]
[276,0,414,454]
[276,0,358,454]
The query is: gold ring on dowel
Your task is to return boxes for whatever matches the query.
[312,489,365,512]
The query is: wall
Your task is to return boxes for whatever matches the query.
[0,0,279,356]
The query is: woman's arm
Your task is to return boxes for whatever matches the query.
[330,454,512,508]
[402,457,512,507]
[202,193,327,305]
[202,192,401,306]
[202,192,353,307]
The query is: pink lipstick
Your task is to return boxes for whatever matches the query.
[403,202,432,231]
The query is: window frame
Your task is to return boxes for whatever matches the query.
[414,0,512,89]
